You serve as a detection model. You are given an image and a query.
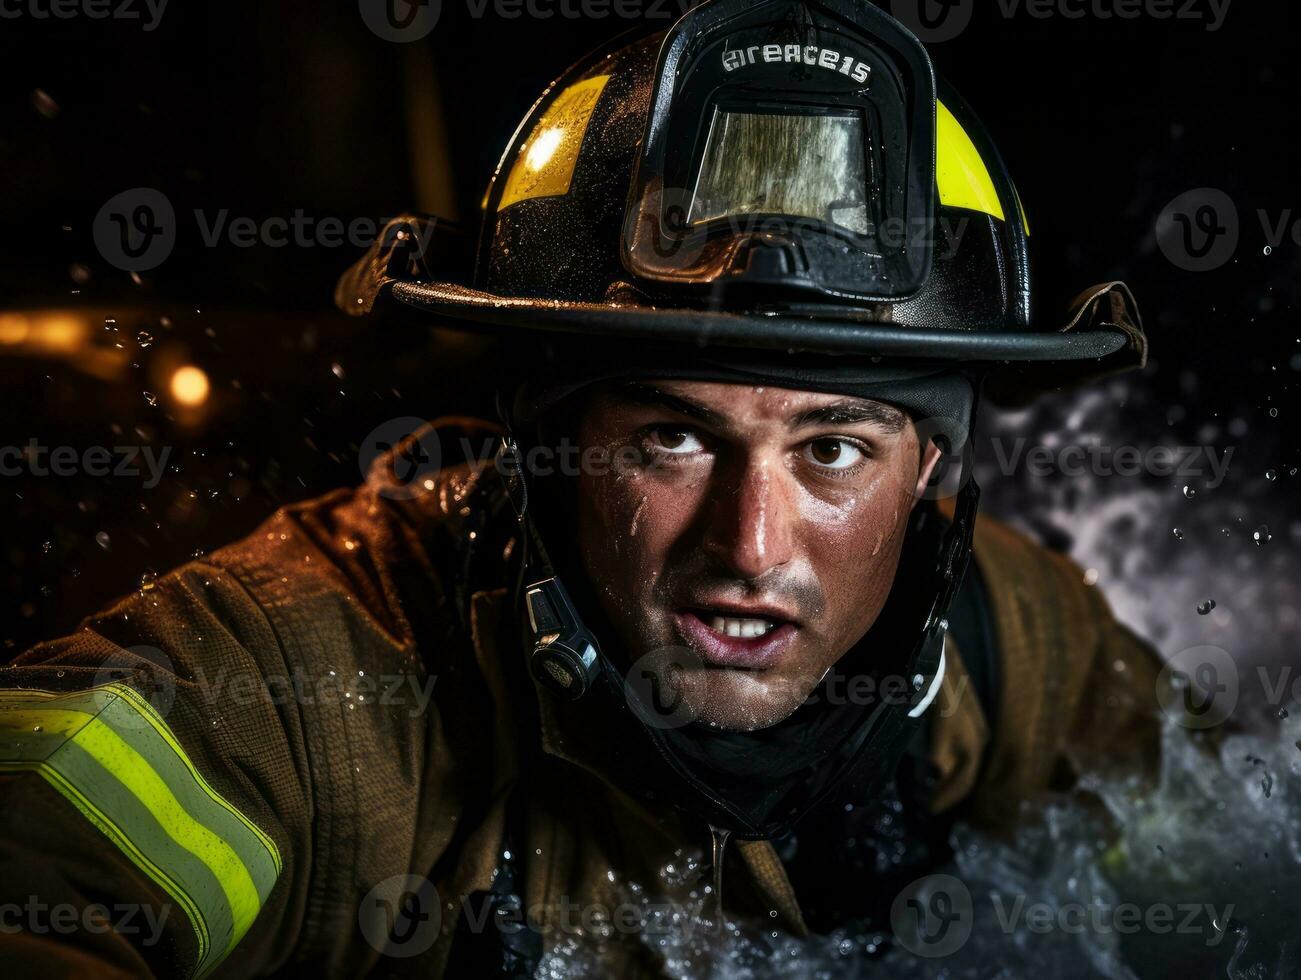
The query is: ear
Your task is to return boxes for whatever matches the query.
[911,439,944,508]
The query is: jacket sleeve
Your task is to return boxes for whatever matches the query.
[0,562,312,978]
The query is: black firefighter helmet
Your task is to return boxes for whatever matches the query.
[338,0,1147,839]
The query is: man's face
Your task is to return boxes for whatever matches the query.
[575,380,942,731]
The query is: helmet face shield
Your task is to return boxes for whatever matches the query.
[622,0,937,302]
[687,105,873,236]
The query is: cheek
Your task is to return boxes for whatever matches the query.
[578,468,698,598]
[799,462,918,632]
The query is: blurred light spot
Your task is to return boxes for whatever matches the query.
[170,365,210,407]
[36,314,85,350]
[0,314,30,345]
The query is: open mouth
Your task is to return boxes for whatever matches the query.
[701,614,781,639]
[673,606,800,670]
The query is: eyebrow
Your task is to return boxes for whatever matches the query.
[614,382,907,433]
[614,383,727,427]
[791,400,908,433]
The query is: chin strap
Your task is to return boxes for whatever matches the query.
[498,433,605,699]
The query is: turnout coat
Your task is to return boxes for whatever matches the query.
[0,421,1161,978]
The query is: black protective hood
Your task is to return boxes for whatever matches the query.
[512,335,976,451]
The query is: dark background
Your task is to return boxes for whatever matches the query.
[0,0,1296,683]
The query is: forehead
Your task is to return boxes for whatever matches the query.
[590,378,909,432]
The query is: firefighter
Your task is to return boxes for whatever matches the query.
[0,1,1161,975]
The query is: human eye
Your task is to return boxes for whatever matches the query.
[802,437,869,473]
[645,425,707,456]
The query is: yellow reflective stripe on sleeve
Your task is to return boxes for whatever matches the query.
[0,684,282,978]
[498,74,611,211]
[112,684,282,876]
[936,99,1006,223]
[3,743,215,970]
[79,716,263,941]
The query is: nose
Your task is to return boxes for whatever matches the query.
[702,454,796,581]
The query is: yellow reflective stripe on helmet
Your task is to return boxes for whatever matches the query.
[0,684,281,978]
[936,99,1005,223]
[498,74,611,211]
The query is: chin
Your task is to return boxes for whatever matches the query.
[680,668,814,732]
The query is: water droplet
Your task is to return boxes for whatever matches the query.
[331,362,345,379]
[1183,485,1198,498]
[1264,245,1274,256]
[143,391,158,407]
[1269,408,1279,418]
[1266,469,1278,481]
[41,540,53,553]
[1254,526,1272,546]
[1172,527,1185,540]
[95,531,111,550]
[137,331,154,348]
[31,88,59,119]
[1197,599,1217,615]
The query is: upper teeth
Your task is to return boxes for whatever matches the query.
[708,616,775,639]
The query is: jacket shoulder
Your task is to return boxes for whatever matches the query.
[970,511,1109,654]
[930,507,1163,822]
[0,418,518,976]
[208,417,516,663]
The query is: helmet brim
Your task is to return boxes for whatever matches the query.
[389,279,1136,365]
